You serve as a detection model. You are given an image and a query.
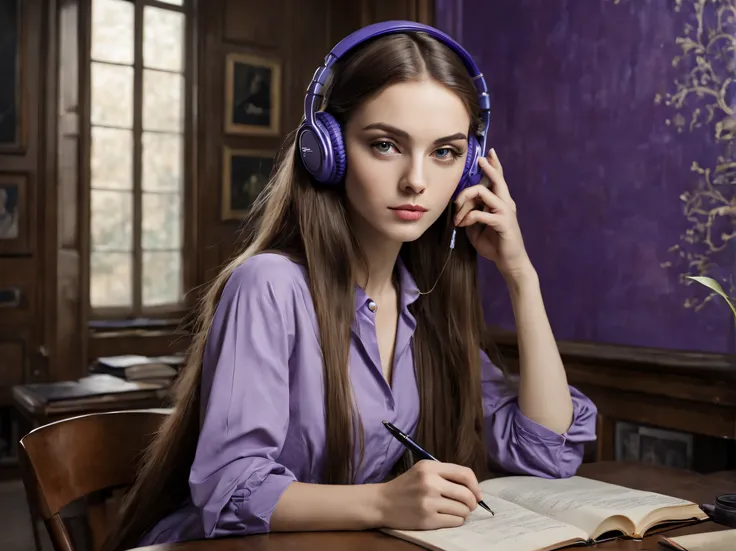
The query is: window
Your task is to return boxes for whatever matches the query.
[88,0,189,317]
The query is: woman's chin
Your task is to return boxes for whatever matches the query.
[380,223,430,244]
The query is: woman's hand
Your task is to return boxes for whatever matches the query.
[377,460,482,530]
[454,148,532,279]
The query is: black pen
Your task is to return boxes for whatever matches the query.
[382,420,494,516]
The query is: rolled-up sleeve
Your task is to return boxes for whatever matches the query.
[188,254,299,538]
[481,351,597,479]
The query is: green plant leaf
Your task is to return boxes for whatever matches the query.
[685,275,736,318]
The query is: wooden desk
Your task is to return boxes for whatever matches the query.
[129,462,735,551]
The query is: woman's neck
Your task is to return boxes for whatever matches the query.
[350,219,402,300]
[356,243,401,300]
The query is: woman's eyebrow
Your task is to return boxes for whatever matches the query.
[362,122,468,145]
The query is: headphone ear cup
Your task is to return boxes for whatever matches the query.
[455,134,482,198]
[315,111,347,185]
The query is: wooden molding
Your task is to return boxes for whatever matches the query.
[490,328,736,377]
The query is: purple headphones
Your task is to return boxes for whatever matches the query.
[297,21,491,198]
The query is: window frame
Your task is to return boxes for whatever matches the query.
[83,0,197,322]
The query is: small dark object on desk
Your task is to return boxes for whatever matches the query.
[381,420,495,515]
[700,494,736,528]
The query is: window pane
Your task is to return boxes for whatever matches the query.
[91,252,133,307]
[91,127,132,190]
[91,62,133,128]
[91,0,134,64]
[142,192,181,250]
[143,251,182,307]
[142,132,182,191]
[144,7,184,72]
[91,190,133,251]
[143,70,183,132]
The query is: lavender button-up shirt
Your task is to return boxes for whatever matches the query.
[139,253,597,545]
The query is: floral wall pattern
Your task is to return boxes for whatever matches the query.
[653,0,736,314]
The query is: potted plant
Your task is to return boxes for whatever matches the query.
[686,276,736,319]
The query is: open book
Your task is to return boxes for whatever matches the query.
[383,475,708,551]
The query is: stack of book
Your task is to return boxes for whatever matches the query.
[91,354,185,387]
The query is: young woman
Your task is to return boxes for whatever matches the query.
[103,21,596,550]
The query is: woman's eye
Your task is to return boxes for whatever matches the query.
[372,141,397,154]
[434,148,459,162]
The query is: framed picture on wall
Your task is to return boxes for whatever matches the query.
[615,421,694,470]
[638,426,694,469]
[224,52,281,136]
[0,0,26,153]
[0,173,29,254]
[221,147,276,220]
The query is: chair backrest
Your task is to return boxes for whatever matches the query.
[20,409,169,551]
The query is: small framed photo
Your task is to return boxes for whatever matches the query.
[614,421,693,470]
[638,426,693,470]
[0,173,29,253]
[221,147,276,220]
[224,52,281,136]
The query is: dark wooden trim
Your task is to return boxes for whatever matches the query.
[80,0,92,336]
[40,0,59,385]
[88,329,190,360]
[596,415,615,464]
[359,0,371,27]
[490,328,736,376]
[416,0,435,24]
[0,0,28,154]
[183,0,198,310]
[145,0,186,12]
[132,0,144,313]
[88,305,189,321]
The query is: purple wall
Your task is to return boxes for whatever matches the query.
[436,0,736,353]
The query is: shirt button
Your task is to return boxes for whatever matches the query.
[368,301,377,312]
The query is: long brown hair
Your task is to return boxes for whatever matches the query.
[104,31,498,551]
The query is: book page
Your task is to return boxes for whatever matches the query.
[385,493,588,551]
[663,529,736,551]
[480,476,697,538]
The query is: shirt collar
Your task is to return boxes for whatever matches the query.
[396,257,420,309]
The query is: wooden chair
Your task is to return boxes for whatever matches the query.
[19,409,169,551]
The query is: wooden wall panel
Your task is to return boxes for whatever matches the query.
[0,338,26,403]
[58,132,78,249]
[222,0,284,47]
[361,0,433,25]
[0,0,85,390]
[285,0,332,132]
[43,0,87,384]
[0,0,52,400]
[0,258,35,326]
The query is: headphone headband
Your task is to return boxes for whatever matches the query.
[298,21,491,193]
[304,21,490,137]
